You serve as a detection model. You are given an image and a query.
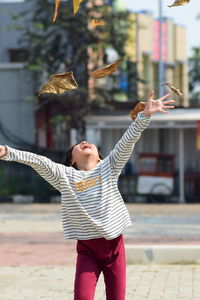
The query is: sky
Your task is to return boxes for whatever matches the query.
[123,0,200,55]
[1,0,200,55]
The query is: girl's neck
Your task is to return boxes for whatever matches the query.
[76,159,100,171]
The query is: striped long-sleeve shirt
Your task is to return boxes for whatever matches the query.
[1,113,150,240]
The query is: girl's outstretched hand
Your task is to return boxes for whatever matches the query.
[0,146,7,158]
[143,91,175,117]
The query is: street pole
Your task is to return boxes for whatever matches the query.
[158,0,165,97]
[178,128,185,203]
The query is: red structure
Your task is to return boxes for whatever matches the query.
[153,20,167,62]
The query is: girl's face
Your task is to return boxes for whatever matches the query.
[71,141,100,165]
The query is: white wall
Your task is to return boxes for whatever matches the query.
[99,127,200,173]
[0,64,35,146]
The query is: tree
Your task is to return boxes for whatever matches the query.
[15,0,132,142]
[189,47,200,106]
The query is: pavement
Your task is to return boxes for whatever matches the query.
[1,265,200,300]
[1,203,200,300]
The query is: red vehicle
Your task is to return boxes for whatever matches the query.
[137,153,175,197]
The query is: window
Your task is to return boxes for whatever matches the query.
[8,49,28,62]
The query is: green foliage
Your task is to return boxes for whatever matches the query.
[17,0,130,89]
[0,164,58,196]
[104,11,131,58]
[15,0,134,135]
[18,0,93,76]
[189,47,200,95]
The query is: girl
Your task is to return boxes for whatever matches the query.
[0,91,175,300]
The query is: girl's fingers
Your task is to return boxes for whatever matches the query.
[163,100,176,104]
[148,90,154,100]
[159,109,169,114]
[162,105,175,109]
[160,94,170,101]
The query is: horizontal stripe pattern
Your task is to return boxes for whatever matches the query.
[1,114,150,240]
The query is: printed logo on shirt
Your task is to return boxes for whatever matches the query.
[75,176,102,192]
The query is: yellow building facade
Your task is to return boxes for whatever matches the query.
[126,11,189,106]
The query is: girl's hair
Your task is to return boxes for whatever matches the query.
[64,143,103,168]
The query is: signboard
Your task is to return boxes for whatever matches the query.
[153,20,167,62]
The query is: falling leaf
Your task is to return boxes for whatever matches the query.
[161,83,183,97]
[130,102,146,120]
[53,0,85,21]
[91,19,106,27]
[52,0,61,23]
[38,72,78,96]
[168,0,190,7]
[91,59,122,79]
[73,0,84,14]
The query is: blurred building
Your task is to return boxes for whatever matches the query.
[1,2,199,202]
[0,2,189,148]
[125,11,188,106]
[85,12,199,203]
[85,108,200,203]
[0,2,35,148]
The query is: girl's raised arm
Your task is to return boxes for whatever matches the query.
[107,113,150,178]
[107,91,175,178]
[0,145,66,192]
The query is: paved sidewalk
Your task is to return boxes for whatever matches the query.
[1,203,200,299]
[1,203,200,243]
[1,203,200,266]
[1,265,200,300]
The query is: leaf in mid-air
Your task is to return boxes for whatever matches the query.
[161,83,183,97]
[38,72,78,96]
[73,0,84,14]
[52,0,61,23]
[168,0,190,7]
[130,102,146,120]
[91,19,106,27]
[91,59,122,79]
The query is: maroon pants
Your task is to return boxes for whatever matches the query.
[73,234,126,300]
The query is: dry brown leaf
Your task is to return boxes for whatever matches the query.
[161,83,183,97]
[91,59,122,79]
[52,0,61,23]
[91,19,106,27]
[130,102,146,120]
[73,0,84,14]
[168,0,190,7]
[53,0,84,22]
[38,72,78,96]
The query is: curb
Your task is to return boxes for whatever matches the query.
[125,245,200,264]
[0,195,60,203]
